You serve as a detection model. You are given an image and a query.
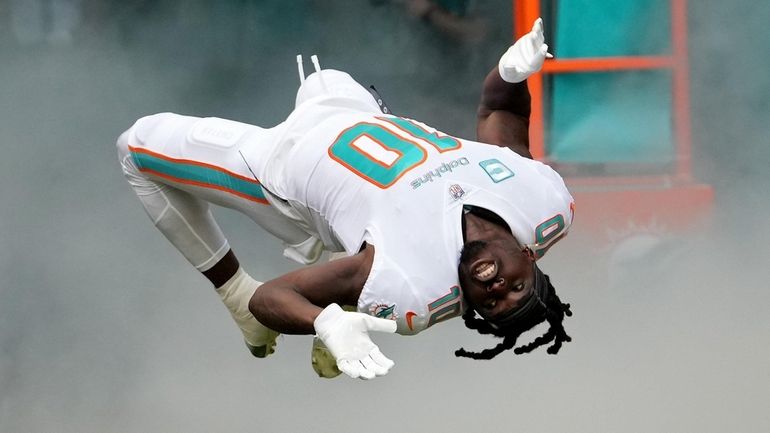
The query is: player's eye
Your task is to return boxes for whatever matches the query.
[512,282,525,292]
[485,299,497,309]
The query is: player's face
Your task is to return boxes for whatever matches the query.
[458,237,536,322]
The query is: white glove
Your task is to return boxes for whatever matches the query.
[313,303,397,380]
[498,17,553,83]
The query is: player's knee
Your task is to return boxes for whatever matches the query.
[116,122,136,178]
[116,112,176,154]
[116,113,177,190]
[115,123,133,160]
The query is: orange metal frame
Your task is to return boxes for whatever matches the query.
[513,0,712,235]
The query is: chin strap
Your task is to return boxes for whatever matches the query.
[490,263,549,329]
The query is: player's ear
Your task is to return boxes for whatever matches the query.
[523,247,536,262]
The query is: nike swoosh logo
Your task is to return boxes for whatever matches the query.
[406,311,417,330]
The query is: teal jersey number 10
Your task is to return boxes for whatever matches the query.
[328,116,462,189]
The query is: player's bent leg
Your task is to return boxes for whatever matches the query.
[118,114,280,357]
[121,112,322,265]
[117,119,231,271]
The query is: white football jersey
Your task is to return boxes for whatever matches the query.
[243,77,574,335]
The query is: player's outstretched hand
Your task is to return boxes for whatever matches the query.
[498,17,553,83]
[314,303,397,380]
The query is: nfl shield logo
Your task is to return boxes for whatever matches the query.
[449,184,465,200]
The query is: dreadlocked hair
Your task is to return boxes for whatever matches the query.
[455,272,572,360]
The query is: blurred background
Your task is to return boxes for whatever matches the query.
[1,1,768,432]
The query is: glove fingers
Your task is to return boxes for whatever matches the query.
[540,44,553,60]
[357,357,381,380]
[522,40,537,59]
[531,18,545,46]
[336,345,394,380]
[357,363,376,380]
[337,359,363,379]
[532,17,543,34]
[360,353,390,377]
[369,347,396,370]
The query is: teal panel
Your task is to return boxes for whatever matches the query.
[547,71,674,164]
[131,150,266,201]
[555,0,671,58]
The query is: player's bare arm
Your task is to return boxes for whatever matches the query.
[249,244,396,380]
[476,17,553,159]
[248,244,373,333]
[476,71,532,158]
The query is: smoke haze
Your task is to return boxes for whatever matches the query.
[1,1,768,432]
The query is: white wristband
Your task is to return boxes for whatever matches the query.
[215,268,278,347]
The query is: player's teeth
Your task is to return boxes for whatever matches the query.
[474,262,496,281]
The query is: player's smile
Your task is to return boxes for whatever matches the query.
[471,259,498,282]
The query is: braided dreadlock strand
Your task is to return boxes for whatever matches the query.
[513,328,555,354]
[455,307,541,360]
[544,299,572,354]
[455,334,520,359]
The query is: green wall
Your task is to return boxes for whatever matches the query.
[548,0,674,165]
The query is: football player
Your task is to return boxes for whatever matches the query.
[116,18,573,380]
